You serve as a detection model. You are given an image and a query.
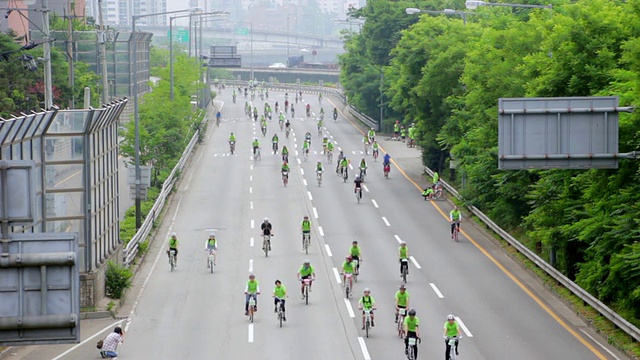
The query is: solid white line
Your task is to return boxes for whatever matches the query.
[579,329,621,360]
[250,201,254,210]
[344,299,355,318]
[429,283,444,298]
[251,220,255,229]
[455,316,473,337]
[371,199,379,208]
[51,320,123,360]
[318,226,324,237]
[333,267,342,284]
[196,151,203,164]
[250,237,254,247]
[249,259,254,272]
[394,235,402,244]
[249,187,253,194]
[303,179,308,186]
[248,324,254,343]
[358,337,372,360]
[307,191,313,200]
[382,217,390,226]
[301,168,305,175]
[325,244,333,256]
[363,184,369,192]
[312,207,318,219]
[410,256,422,269]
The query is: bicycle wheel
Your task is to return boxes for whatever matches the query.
[365,319,370,338]
[170,259,174,272]
[264,240,269,257]
[454,228,459,242]
[304,237,309,255]
[402,267,407,284]
[279,311,283,328]
[305,286,309,305]
[345,284,350,299]
[398,318,404,338]
[250,308,254,323]
[210,259,214,273]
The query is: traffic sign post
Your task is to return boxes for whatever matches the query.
[168,28,189,43]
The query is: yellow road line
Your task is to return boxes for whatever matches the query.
[327,98,608,359]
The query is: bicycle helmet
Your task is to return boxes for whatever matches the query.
[364,288,371,293]
[304,216,309,219]
[408,309,416,316]
[209,232,215,237]
[352,240,358,244]
[264,217,269,222]
[346,255,352,261]
[400,241,406,245]
[249,274,255,279]
[447,314,455,320]
[171,232,176,237]
[304,259,311,264]
[399,284,406,290]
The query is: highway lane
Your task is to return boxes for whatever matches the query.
[106,92,364,360]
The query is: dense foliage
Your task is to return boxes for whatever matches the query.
[340,0,640,326]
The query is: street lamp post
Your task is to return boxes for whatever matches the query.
[132,8,198,229]
[465,1,552,9]
[405,8,471,25]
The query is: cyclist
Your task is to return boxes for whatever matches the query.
[393,120,401,140]
[305,131,312,145]
[316,160,324,181]
[342,255,356,289]
[297,259,316,298]
[282,146,289,162]
[229,132,236,143]
[252,138,260,156]
[400,126,407,142]
[261,218,273,251]
[322,136,329,152]
[404,309,421,357]
[291,104,295,117]
[443,314,462,358]
[302,139,310,157]
[216,110,221,124]
[422,185,435,201]
[340,156,350,179]
[359,158,367,177]
[281,161,290,180]
[284,99,289,112]
[318,92,323,103]
[326,141,335,157]
[295,93,299,103]
[275,101,279,113]
[354,174,363,200]
[253,107,258,122]
[167,232,179,266]
[349,240,361,274]
[279,111,285,125]
[271,133,279,153]
[395,284,410,323]
[244,274,260,315]
[450,206,462,239]
[306,103,311,117]
[273,280,287,321]
[362,134,370,152]
[408,123,416,146]
[336,150,345,174]
[319,107,325,115]
[205,232,217,268]
[399,241,409,276]
[260,116,267,134]
[317,118,324,132]
[232,89,237,101]
[301,216,312,249]
[372,140,379,158]
[367,127,376,143]
[285,118,291,132]
[333,107,338,120]
[285,92,288,100]
[358,288,376,330]
[383,153,391,166]
[433,171,440,186]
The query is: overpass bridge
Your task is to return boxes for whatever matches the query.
[140,26,344,50]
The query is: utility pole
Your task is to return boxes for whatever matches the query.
[98,0,109,104]
[66,0,75,108]
[42,0,53,109]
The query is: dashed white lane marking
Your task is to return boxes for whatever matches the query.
[325,244,332,256]
[333,267,342,284]
[363,184,369,192]
[303,179,308,186]
[249,187,253,194]
[318,226,324,236]
[250,237,254,247]
[338,147,342,151]
[410,256,422,269]
[455,317,473,337]
[579,329,621,360]
[358,337,372,360]
[249,259,254,272]
[313,207,318,219]
[382,217,390,226]
[429,283,444,298]
[251,220,255,229]
[297,158,301,164]
[300,168,305,175]
[307,191,313,200]
[250,165,253,170]
[371,199,379,208]
[248,324,254,343]
[250,175,253,181]
[295,150,299,156]
[250,201,254,210]
[348,164,353,170]
[345,299,355,318]
[394,235,402,244]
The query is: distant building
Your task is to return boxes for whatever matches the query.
[86,0,167,27]
[0,0,86,40]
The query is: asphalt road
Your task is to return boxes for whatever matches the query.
[8,88,627,360]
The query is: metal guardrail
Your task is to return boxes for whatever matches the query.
[422,166,640,342]
[122,112,207,267]
[348,105,379,131]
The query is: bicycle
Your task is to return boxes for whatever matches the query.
[451,221,460,242]
[434,184,446,200]
[363,308,375,338]
[445,336,461,360]
[279,121,284,131]
[342,167,348,183]
[216,115,221,127]
[263,234,272,257]
[397,308,406,338]
[316,170,322,187]
[355,187,362,204]
[275,297,286,327]
[303,148,309,162]
[169,250,176,272]
[373,149,378,162]
[317,126,323,137]
[303,232,311,254]
[400,258,409,284]
[301,278,312,305]
[282,171,288,186]
[384,164,390,179]
[352,259,359,282]
[254,148,261,162]
[327,151,333,163]
[207,249,215,273]
[229,141,235,155]
[261,126,267,137]
[247,294,257,323]
[364,142,369,155]
[285,127,290,139]
[333,112,338,121]
[272,142,278,154]
[406,336,421,360]
[343,273,353,298]
[282,153,289,163]
[359,168,366,182]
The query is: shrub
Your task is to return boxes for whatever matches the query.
[105,260,133,299]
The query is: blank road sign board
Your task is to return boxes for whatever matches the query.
[498,97,621,170]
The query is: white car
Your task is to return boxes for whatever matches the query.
[269,63,287,68]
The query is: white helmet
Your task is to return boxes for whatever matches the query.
[447,314,455,320]
[264,217,269,222]
[171,232,176,237]
[209,232,215,237]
